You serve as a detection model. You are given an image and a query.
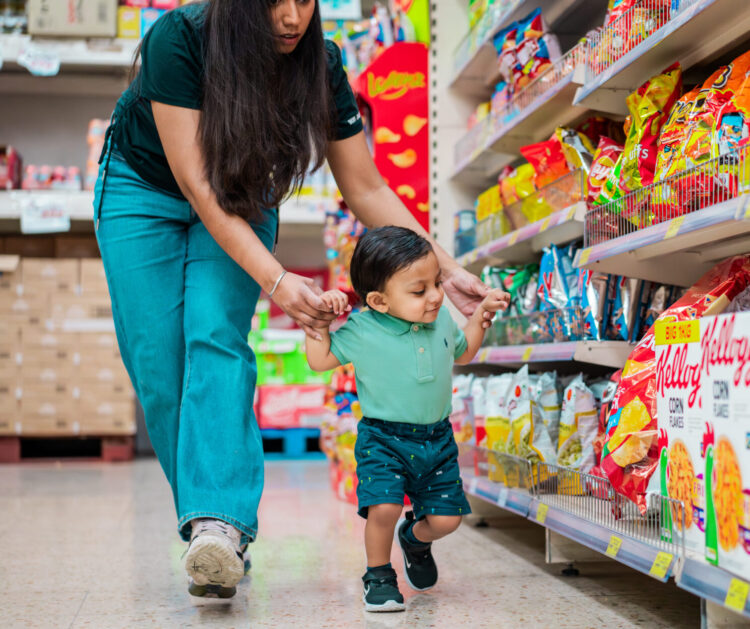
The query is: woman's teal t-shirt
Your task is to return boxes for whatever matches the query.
[111,3,364,197]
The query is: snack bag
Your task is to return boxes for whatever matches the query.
[485,373,514,482]
[556,127,596,173]
[588,136,624,206]
[520,137,570,189]
[494,23,519,87]
[512,8,561,88]
[534,371,561,448]
[451,374,474,443]
[558,375,599,473]
[579,269,611,341]
[618,63,682,197]
[606,276,643,342]
[537,245,578,311]
[577,116,626,147]
[601,256,750,512]
[472,376,489,448]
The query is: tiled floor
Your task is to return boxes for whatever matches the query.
[1,458,703,628]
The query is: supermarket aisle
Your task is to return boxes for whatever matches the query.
[1,459,699,629]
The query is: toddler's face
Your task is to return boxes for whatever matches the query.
[379,251,445,323]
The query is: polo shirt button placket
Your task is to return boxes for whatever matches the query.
[412,325,419,332]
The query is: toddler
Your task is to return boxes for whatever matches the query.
[306,226,508,612]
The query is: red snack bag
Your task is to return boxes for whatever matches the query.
[520,137,570,189]
[588,136,624,206]
[600,256,750,513]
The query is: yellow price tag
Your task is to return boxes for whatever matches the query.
[725,578,750,613]
[744,200,750,220]
[654,319,699,346]
[649,551,673,579]
[478,348,490,363]
[605,535,622,558]
[664,215,685,239]
[536,503,549,524]
[522,346,533,362]
[540,217,551,231]
[578,247,592,266]
[567,206,577,221]
[508,231,520,246]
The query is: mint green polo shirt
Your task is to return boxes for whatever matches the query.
[330,306,468,424]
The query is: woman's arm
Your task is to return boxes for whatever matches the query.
[152,102,335,338]
[327,132,506,317]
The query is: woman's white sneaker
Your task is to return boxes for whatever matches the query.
[185,518,245,595]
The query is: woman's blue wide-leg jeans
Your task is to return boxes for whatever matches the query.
[93,147,275,545]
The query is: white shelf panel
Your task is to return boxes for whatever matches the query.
[450,0,586,99]
[574,0,750,115]
[472,340,632,369]
[452,73,587,188]
[464,474,532,517]
[575,196,750,287]
[459,202,585,273]
[677,558,750,619]
[0,190,329,238]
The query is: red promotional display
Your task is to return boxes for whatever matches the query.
[355,42,430,231]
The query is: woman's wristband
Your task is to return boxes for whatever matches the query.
[269,270,287,297]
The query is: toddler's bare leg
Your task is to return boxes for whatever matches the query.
[365,503,403,566]
[412,514,462,543]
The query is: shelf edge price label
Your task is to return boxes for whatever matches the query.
[496,486,509,508]
[508,231,520,246]
[468,477,479,495]
[536,503,549,524]
[725,578,750,613]
[566,206,577,221]
[605,535,622,558]
[664,215,685,240]
[540,217,551,232]
[648,551,673,579]
[522,346,533,362]
[478,348,490,363]
[578,247,592,266]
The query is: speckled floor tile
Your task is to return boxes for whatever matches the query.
[0,459,704,628]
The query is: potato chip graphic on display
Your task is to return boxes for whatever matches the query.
[388,149,417,168]
[403,114,427,136]
[396,185,416,199]
[375,127,402,144]
[608,396,650,448]
[417,202,429,213]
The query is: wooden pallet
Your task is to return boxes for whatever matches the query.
[0,435,135,463]
[261,428,322,459]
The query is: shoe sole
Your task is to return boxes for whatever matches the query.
[185,535,244,589]
[362,594,405,612]
[188,580,237,602]
[395,517,436,592]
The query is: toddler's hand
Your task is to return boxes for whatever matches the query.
[479,289,510,328]
[320,289,351,316]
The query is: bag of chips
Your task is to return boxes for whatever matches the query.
[534,371,561,448]
[588,136,624,206]
[472,376,489,448]
[451,374,475,443]
[537,244,578,311]
[485,373,514,482]
[509,366,556,466]
[512,8,561,89]
[577,116,626,147]
[558,375,599,471]
[606,276,643,342]
[556,127,596,173]
[601,256,750,513]
[579,269,611,341]
[520,137,570,189]
[494,23,519,87]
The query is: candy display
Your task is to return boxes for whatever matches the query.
[601,256,750,513]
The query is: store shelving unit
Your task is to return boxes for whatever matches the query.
[433,0,750,623]
[458,202,585,273]
[575,0,750,115]
[472,340,633,369]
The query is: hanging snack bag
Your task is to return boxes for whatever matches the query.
[535,371,562,448]
[601,256,750,513]
[537,244,578,311]
[520,136,570,189]
[558,375,599,473]
[588,136,624,205]
[485,373,514,482]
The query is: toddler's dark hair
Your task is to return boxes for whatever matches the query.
[350,226,434,304]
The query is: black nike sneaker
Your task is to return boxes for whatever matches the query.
[396,512,438,591]
[362,565,405,612]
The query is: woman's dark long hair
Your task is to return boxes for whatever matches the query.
[202,0,331,222]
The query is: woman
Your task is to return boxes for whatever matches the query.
[94,0,493,599]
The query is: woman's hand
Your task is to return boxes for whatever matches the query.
[270,272,337,340]
[442,266,509,321]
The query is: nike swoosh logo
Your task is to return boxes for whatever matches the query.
[405,558,412,568]
[364,585,370,595]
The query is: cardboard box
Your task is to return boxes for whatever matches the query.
[79,259,108,293]
[28,0,118,38]
[21,258,78,288]
[117,6,141,38]
[697,312,750,579]
[656,319,706,557]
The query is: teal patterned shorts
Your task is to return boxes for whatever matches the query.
[354,417,471,519]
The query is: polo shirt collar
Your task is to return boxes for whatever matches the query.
[370,310,437,335]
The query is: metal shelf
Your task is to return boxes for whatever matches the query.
[677,558,750,619]
[450,0,586,100]
[574,0,750,115]
[526,499,679,582]
[459,202,585,274]
[574,196,750,287]
[472,340,632,368]
[452,71,587,188]
[465,474,532,518]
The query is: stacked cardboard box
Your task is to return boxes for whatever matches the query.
[0,258,135,437]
